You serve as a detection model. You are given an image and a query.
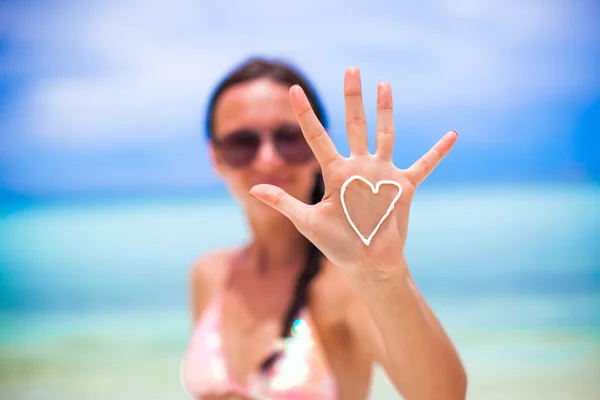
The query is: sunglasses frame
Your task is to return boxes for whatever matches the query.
[211,124,315,168]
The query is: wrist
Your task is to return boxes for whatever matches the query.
[346,256,417,319]
[353,255,411,286]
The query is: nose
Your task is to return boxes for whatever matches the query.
[252,137,284,171]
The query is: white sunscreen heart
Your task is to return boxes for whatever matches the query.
[340,175,402,247]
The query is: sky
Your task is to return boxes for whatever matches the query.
[0,0,599,198]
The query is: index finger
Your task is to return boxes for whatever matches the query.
[289,85,340,169]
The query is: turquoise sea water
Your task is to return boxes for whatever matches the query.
[0,184,599,399]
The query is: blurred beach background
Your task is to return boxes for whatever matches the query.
[1,0,599,399]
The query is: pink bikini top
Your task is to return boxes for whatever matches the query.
[180,284,338,399]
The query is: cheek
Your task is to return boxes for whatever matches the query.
[220,169,254,202]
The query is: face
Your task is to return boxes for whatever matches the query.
[209,78,320,216]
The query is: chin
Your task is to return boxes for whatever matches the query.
[249,198,291,223]
[254,179,291,190]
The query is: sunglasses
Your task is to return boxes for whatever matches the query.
[212,124,314,168]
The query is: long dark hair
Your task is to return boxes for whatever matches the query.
[205,57,327,372]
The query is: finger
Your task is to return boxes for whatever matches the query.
[405,131,458,186]
[375,81,395,162]
[344,67,369,156]
[249,184,311,228]
[289,85,340,169]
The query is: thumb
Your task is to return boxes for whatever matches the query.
[249,184,310,227]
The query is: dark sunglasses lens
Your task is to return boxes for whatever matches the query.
[274,126,313,164]
[217,130,260,167]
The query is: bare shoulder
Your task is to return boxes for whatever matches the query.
[310,258,364,326]
[312,258,389,370]
[310,258,379,398]
[189,247,235,286]
[188,246,238,322]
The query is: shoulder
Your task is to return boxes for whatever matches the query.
[187,246,238,321]
[309,258,364,328]
[309,258,379,397]
[311,257,384,350]
[189,246,236,286]
[312,258,389,369]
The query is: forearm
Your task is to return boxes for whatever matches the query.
[348,258,467,400]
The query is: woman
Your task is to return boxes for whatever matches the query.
[181,58,467,400]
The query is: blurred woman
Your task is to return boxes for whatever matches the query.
[181,57,467,400]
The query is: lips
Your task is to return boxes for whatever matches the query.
[258,177,290,187]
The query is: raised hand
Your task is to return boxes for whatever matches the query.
[249,67,457,272]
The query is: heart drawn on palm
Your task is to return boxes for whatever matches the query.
[340,175,403,246]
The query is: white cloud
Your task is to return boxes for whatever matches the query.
[2,0,598,148]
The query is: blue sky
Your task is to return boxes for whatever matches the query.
[0,0,599,198]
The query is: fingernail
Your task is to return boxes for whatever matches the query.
[289,85,301,96]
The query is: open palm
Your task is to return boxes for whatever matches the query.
[250,67,458,271]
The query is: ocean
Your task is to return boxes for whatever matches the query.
[0,184,598,399]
